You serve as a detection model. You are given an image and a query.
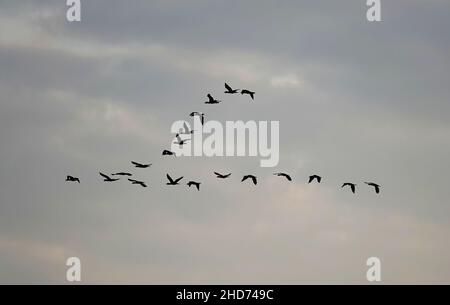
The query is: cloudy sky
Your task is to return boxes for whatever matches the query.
[1,0,450,284]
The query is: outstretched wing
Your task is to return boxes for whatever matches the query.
[225,83,232,91]
[251,176,257,185]
[183,122,189,133]
[131,161,142,167]
[174,176,184,184]
[166,174,174,184]
[99,172,110,180]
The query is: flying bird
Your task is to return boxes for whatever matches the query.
[99,172,120,182]
[241,89,255,100]
[66,176,80,183]
[128,179,147,188]
[365,182,381,194]
[166,174,183,185]
[162,150,176,156]
[174,134,191,146]
[180,121,194,135]
[190,112,205,125]
[131,161,152,169]
[274,173,292,181]
[342,183,356,194]
[205,94,221,104]
[187,181,201,191]
[112,172,133,177]
[308,175,322,184]
[214,172,231,179]
[224,83,239,94]
[242,175,257,185]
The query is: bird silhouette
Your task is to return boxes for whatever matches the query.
[342,183,356,194]
[241,89,255,100]
[365,182,381,194]
[205,94,221,104]
[128,179,147,188]
[214,172,231,179]
[242,175,257,185]
[174,134,191,146]
[308,175,322,184]
[112,172,133,177]
[190,112,205,125]
[66,175,80,183]
[100,172,120,182]
[166,174,183,185]
[179,122,194,135]
[162,150,176,156]
[224,83,239,94]
[274,173,292,181]
[187,181,201,191]
[131,161,152,169]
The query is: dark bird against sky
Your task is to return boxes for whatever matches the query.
[274,173,292,181]
[214,172,231,179]
[241,89,255,100]
[187,181,201,191]
[131,161,152,168]
[66,175,80,183]
[166,174,184,185]
[162,150,176,156]
[128,179,147,188]
[242,175,257,185]
[308,175,322,184]
[342,183,356,194]
[100,172,120,182]
[205,94,221,104]
[224,83,239,94]
[365,182,381,194]
[112,172,133,177]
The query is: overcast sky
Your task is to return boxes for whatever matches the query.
[1,0,450,284]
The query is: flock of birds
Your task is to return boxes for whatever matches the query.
[66,83,381,194]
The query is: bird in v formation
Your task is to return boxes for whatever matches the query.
[66,82,380,195]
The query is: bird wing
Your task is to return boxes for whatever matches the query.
[195,183,200,191]
[351,185,356,193]
[251,176,257,185]
[183,122,189,133]
[174,176,183,184]
[99,172,110,179]
[225,83,232,91]
[132,161,143,167]
[166,174,174,184]
[214,172,222,177]
[285,174,292,181]
[128,179,137,183]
